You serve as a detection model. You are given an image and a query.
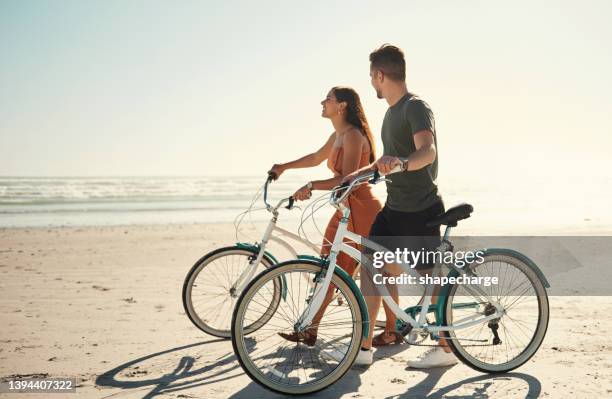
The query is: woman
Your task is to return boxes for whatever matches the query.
[268,87,388,365]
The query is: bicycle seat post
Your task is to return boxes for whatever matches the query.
[442,225,452,241]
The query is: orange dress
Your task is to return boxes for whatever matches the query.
[321,142,383,275]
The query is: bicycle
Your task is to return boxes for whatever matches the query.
[182,174,322,338]
[231,166,550,395]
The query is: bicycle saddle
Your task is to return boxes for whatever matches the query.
[426,203,473,227]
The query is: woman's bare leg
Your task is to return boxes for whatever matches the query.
[309,285,337,331]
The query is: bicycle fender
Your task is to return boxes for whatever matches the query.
[479,248,551,288]
[297,254,323,262]
[235,242,280,264]
[235,242,287,301]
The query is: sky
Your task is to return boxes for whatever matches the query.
[1,0,611,181]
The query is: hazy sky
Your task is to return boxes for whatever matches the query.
[1,0,610,179]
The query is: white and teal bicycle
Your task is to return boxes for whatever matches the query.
[231,167,550,395]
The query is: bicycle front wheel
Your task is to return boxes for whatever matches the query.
[443,253,549,373]
[182,246,279,338]
[231,261,364,395]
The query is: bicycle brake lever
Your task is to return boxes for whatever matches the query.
[368,170,380,184]
[332,181,350,202]
[369,170,392,184]
[285,197,295,210]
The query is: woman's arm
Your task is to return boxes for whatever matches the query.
[310,129,363,191]
[269,133,335,179]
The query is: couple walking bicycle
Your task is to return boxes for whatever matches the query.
[268,44,456,368]
[183,42,549,396]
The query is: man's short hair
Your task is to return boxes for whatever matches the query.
[369,44,406,82]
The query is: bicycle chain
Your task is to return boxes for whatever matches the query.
[405,340,497,348]
[399,324,498,348]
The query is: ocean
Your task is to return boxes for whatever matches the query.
[0,176,319,228]
[0,174,609,232]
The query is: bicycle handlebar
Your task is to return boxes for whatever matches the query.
[264,158,405,212]
[330,160,406,205]
[263,174,273,209]
[263,173,295,212]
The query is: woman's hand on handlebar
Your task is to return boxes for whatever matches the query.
[268,164,286,180]
[292,184,312,201]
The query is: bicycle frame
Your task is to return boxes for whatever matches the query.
[295,171,505,341]
[231,179,321,294]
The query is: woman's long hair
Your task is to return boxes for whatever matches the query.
[332,86,376,163]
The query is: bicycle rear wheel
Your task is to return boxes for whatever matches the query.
[443,253,549,373]
[182,246,279,338]
[231,261,363,395]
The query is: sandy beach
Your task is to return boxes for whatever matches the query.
[1,223,611,398]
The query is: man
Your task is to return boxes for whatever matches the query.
[347,44,458,368]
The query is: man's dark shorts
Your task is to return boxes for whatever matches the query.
[367,201,445,270]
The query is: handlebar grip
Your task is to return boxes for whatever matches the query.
[285,196,295,210]
[332,181,350,201]
[368,169,380,184]
[267,171,277,182]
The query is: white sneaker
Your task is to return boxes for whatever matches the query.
[321,347,374,366]
[354,348,374,365]
[408,347,458,368]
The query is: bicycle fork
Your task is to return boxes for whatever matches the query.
[232,214,277,295]
[295,209,351,332]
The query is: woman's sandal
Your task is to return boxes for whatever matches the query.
[277,329,318,347]
[372,331,404,347]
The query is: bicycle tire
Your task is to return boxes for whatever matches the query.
[231,261,364,395]
[442,253,549,373]
[182,246,280,338]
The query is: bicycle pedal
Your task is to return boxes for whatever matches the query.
[398,323,413,337]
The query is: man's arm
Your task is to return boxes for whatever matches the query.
[377,98,437,174]
[374,130,435,174]
[405,129,436,170]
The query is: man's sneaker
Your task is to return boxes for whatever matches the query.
[321,347,374,366]
[407,347,458,368]
[354,348,374,365]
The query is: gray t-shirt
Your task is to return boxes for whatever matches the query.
[381,93,442,212]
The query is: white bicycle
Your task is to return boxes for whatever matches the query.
[182,174,322,338]
[231,167,550,395]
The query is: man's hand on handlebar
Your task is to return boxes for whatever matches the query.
[375,155,405,175]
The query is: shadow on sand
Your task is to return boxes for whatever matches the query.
[96,339,243,399]
[384,368,542,399]
[96,340,542,399]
